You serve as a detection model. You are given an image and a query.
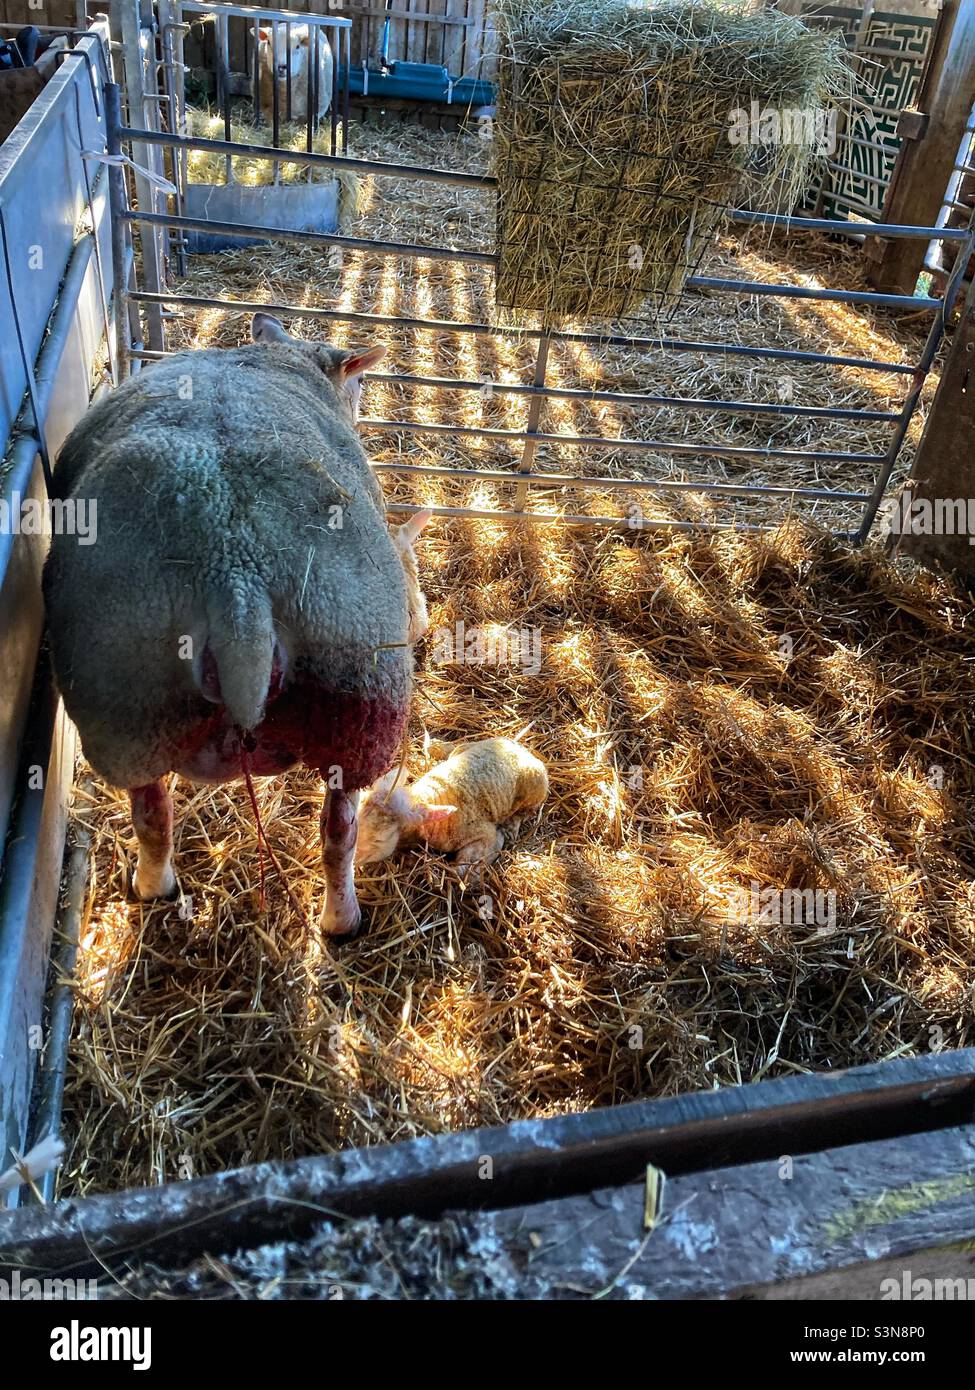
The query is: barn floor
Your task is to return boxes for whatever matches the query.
[59,121,975,1196]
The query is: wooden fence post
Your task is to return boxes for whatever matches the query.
[867,0,975,296]
[888,274,975,576]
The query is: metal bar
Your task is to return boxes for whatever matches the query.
[109,134,961,253]
[120,125,495,188]
[0,656,57,1187]
[157,0,187,278]
[365,372,899,422]
[121,210,497,264]
[26,835,88,1205]
[0,208,53,491]
[271,17,280,148]
[126,292,917,374]
[177,0,351,25]
[105,83,132,379]
[304,15,313,156]
[0,235,99,592]
[360,418,886,465]
[252,8,262,125]
[328,22,338,157]
[109,11,166,351]
[515,336,550,510]
[313,21,322,146]
[285,19,292,127]
[841,135,900,156]
[383,503,777,532]
[824,162,889,191]
[175,0,190,274]
[342,26,350,156]
[687,275,940,312]
[730,211,970,242]
[371,460,870,503]
[116,199,939,313]
[64,41,115,384]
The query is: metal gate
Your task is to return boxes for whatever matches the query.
[103,0,975,544]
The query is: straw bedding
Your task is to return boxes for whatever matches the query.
[493,0,851,319]
[58,122,975,1197]
[183,108,362,227]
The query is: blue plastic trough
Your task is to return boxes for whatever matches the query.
[341,61,494,109]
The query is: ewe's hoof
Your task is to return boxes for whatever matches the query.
[129,865,178,903]
[320,906,365,943]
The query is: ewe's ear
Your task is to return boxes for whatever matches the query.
[298,31,310,47]
[341,346,386,381]
[251,312,291,344]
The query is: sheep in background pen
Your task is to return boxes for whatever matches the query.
[355,737,549,873]
[253,23,333,124]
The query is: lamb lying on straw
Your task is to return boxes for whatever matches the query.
[356,737,549,872]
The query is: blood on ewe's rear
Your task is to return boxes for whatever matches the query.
[43,313,411,939]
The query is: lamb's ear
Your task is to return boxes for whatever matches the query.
[340,346,386,381]
[251,312,291,344]
[415,803,457,826]
[254,25,271,41]
[364,768,402,804]
[397,508,434,548]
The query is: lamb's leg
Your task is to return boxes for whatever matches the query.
[498,814,523,845]
[130,780,177,900]
[320,787,362,938]
[454,825,505,881]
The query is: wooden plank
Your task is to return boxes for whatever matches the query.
[479,0,494,83]
[344,5,472,22]
[869,0,975,293]
[87,1124,975,1299]
[425,1122,975,1298]
[889,281,975,575]
[388,1,407,68]
[1,1050,973,1276]
[442,0,467,74]
[405,0,426,65]
[460,0,481,79]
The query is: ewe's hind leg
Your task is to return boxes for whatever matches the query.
[130,780,176,900]
[320,788,362,938]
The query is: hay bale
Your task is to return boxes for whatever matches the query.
[493,0,851,322]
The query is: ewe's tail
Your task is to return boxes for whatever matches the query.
[197,585,277,731]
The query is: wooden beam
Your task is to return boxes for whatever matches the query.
[868,0,975,296]
[41,1118,975,1300]
[888,277,975,576]
[464,1124,975,1299]
[1,1050,973,1278]
[339,7,473,27]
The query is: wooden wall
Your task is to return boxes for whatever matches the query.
[0,0,498,82]
[342,0,496,80]
[0,0,83,26]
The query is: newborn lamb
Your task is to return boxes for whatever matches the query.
[356,737,548,871]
